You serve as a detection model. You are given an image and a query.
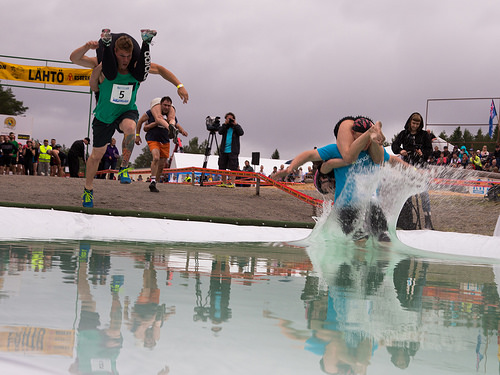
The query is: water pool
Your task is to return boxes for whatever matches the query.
[0,239,499,374]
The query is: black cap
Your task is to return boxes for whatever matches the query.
[352,117,374,133]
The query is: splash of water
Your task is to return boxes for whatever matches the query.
[307,163,429,244]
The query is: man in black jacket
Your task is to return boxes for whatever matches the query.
[217,112,244,188]
[68,137,90,178]
[392,113,434,229]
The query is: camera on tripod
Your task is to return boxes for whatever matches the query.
[205,116,221,132]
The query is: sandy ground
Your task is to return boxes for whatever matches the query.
[0,174,498,235]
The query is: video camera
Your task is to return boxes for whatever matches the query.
[205,116,221,132]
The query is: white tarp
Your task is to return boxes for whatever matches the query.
[0,207,499,259]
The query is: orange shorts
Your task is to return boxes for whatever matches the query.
[147,141,170,159]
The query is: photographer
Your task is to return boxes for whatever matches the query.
[392,112,432,166]
[392,112,434,229]
[217,112,244,188]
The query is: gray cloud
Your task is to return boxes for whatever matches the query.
[1,0,498,162]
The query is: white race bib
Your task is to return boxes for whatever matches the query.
[110,84,133,105]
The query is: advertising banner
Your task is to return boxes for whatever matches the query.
[0,60,91,87]
[0,114,33,140]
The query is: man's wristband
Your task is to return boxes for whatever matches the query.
[176,83,184,89]
[135,133,140,136]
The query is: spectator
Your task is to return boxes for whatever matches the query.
[68,137,90,178]
[50,145,61,177]
[49,138,57,175]
[448,152,461,168]
[22,140,36,175]
[488,159,499,173]
[442,145,450,161]
[432,146,441,160]
[436,152,447,166]
[269,166,278,179]
[391,112,434,229]
[102,137,120,180]
[480,145,490,165]
[50,144,62,177]
[8,132,19,175]
[38,139,52,176]
[494,144,500,165]
[461,152,469,169]
[242,160,254,172]
[58,145,67,177]
[16,142,24,175]
[298,167,306,182]
[33,141,40,175]
[259,165,265,175]
[0,135,15,175]
[276,164,286,182]
[217,112,244,188]
[469,150,483,170]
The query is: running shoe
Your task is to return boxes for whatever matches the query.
[141,29,157,44]
[225,183,235,188]
[118,167,131,184]
[149,181,159,192]
[168,124,179,145]
[101,28,112,47]
[216,182,227,187]
[82,188,94,208]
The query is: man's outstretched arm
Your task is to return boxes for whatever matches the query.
[69,41,99,68]
[150,63,189,104]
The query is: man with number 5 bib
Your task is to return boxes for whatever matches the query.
[82,32,156,208]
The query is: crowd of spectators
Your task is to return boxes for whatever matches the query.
[427,143,500,172]
[0,133,68,177]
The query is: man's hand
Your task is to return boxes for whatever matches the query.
[272,167,292,181]
[177,86,189,104]
[369,121,386,145]
[85,40,99,50]
[135,135,142,145]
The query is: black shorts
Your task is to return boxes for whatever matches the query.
[92,110,139,148]
[0,156,12,167]
[218,152,239,171]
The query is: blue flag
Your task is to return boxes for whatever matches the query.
[489,99,497,137]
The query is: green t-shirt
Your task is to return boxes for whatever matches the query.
[10,141,18,157]
[93,73,139,124]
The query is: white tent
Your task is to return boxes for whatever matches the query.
[432,136,456,151]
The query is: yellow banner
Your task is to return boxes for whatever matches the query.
[0,60,91,86]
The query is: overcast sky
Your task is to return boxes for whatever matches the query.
[1,0,500,163]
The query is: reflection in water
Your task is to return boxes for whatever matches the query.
[0,240,499,374]
[70,243,122,374]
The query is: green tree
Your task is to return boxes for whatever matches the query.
[475,128,486,148]
[271,149,280,159]
[448,127,463,146]
[133,146,152,168]
[183,137,210,154]
[0,85,28,115]
[463,129,474,150]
